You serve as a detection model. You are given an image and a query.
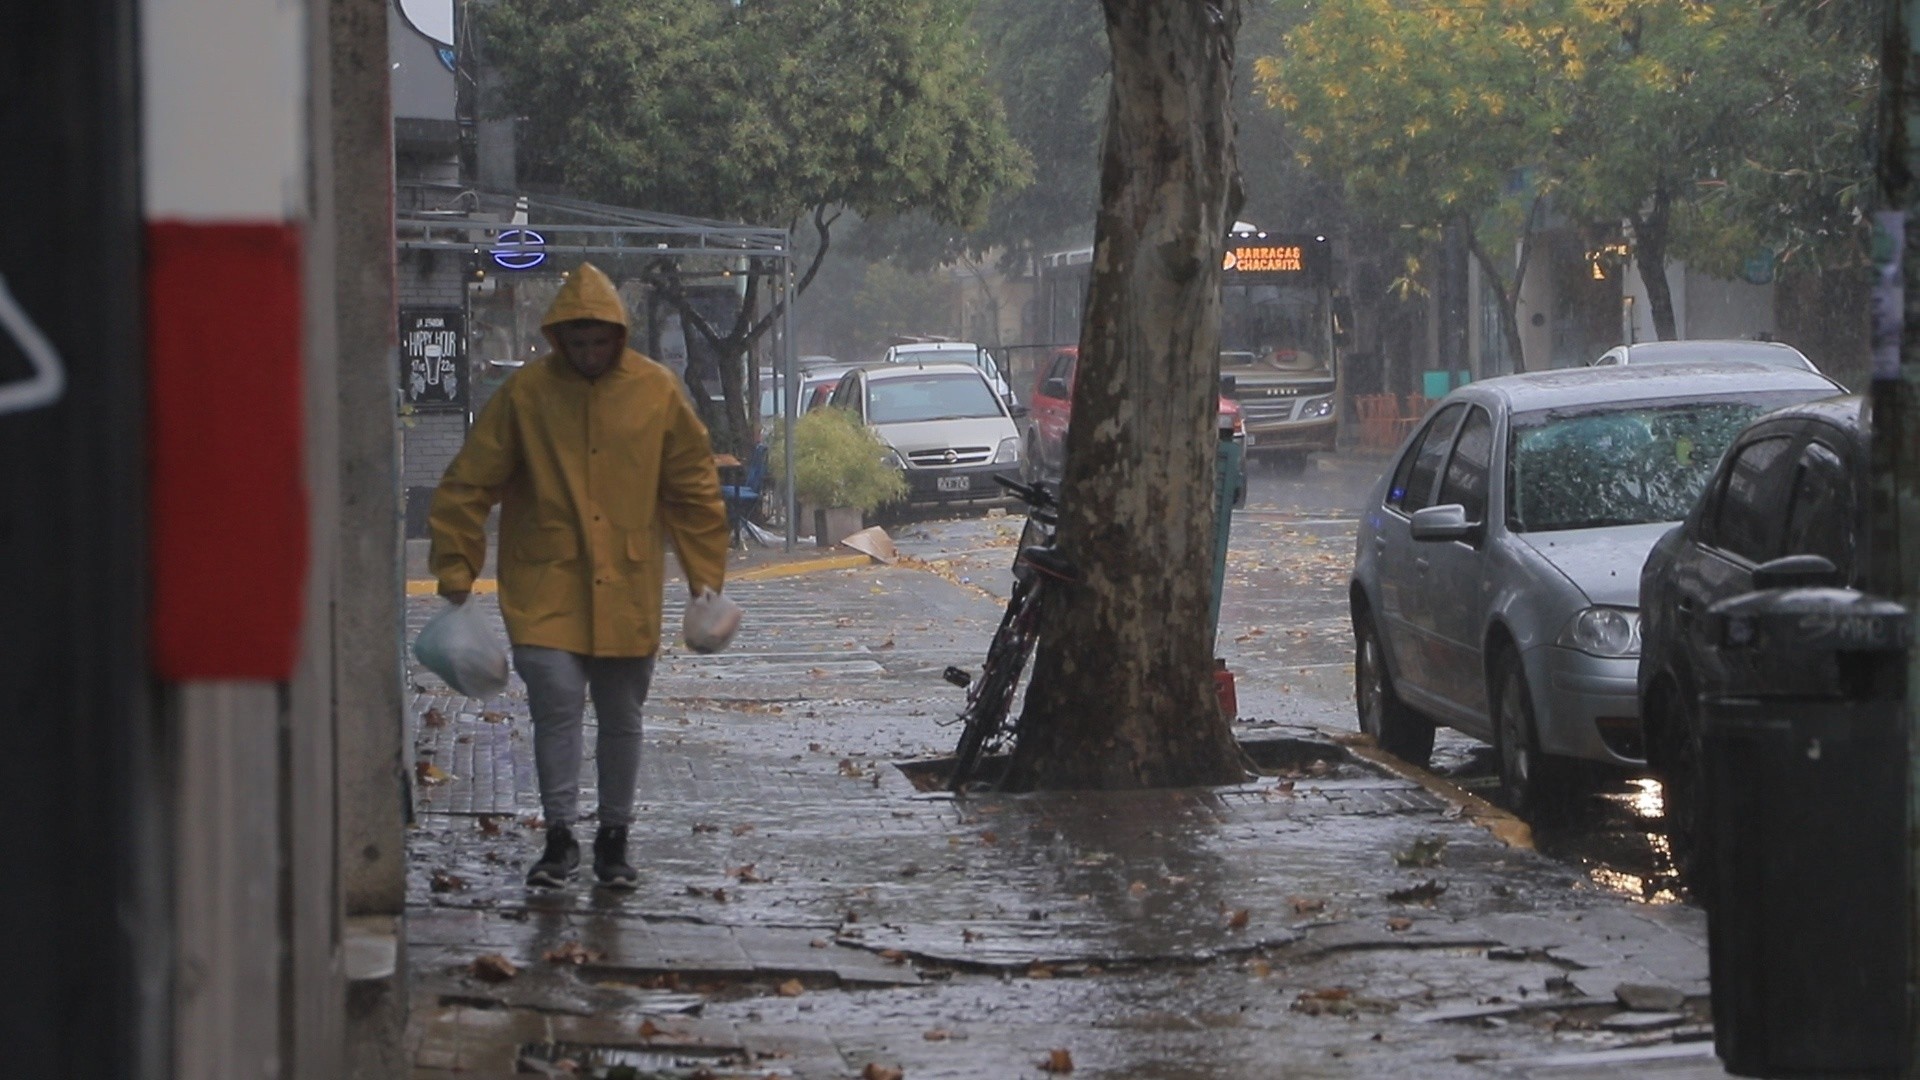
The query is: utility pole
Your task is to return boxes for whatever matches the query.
[1875,5,1920,1074]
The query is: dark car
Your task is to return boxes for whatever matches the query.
[1638,394,1863,882]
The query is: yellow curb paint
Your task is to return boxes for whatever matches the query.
[405,579,498,596]
[1339,738,1536,851]
[731,553,874,582]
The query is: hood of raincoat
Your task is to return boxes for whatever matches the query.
[539,261,629,348]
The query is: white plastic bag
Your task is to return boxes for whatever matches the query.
[683,588,743,654]
[413,600,510,698]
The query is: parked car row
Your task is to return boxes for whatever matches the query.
[1348,360,1851,859]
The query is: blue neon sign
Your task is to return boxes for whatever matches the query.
[491,228,547,271]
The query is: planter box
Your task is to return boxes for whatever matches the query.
[813,506,864,548]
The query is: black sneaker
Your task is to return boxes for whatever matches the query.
[525,824,580,887]
[593,825,638,890]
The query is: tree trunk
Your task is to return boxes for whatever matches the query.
[1463,220,1529,376]
[1631,186,1678,340]
[1001,0,1248,792]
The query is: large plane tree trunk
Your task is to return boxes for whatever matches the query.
[1001,0,1248,792]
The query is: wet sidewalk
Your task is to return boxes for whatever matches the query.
[403,539,1732,1079]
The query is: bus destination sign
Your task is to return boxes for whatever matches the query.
[1225,244,1308,273]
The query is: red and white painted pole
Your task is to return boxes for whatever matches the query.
[143,0,311,679]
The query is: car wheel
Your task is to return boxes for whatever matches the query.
[1650,687,1712,906]
[1493,650,1577,823]
[1354,615,1435,767]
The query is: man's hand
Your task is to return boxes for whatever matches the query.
[445,591,470,606]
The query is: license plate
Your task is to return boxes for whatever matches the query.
[937,475,971,492]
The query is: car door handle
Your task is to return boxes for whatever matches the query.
[1414,557,1430,572]
[1675,597,1696,620]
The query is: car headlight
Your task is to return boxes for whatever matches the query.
[880,446,905,470]
[1557,606,1641,657]
[994,437,1020,464]
[1300,395,1335,419]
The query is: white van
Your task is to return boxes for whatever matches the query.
[881,341,1018,409]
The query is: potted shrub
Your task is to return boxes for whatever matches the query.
[769,407,907,546]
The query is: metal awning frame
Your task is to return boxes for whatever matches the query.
[397,186,806,551]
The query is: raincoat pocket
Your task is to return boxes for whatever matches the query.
[515,526,578,563]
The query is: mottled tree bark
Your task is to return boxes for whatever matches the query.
[1002,0,1248,791]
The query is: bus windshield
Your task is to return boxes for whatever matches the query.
[1221,283,1330,374]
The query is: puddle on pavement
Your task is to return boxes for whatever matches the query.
[892,734,1366,794]
[1439,748,1687,906]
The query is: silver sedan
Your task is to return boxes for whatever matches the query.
[1349,361,1844,819]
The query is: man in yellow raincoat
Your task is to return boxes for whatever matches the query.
[429,262,729,888]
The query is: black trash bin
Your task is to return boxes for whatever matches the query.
[1701,585,1910,1077]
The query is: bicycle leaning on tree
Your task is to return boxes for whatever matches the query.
[942,474,1078,791]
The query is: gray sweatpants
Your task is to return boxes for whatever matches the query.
[510,645,656,829]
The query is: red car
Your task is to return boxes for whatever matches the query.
[1025,346,1243,482]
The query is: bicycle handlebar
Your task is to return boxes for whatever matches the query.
[994,473,1057,511]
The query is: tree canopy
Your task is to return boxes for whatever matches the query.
[475,0,1031,450]
[1260,0,1875,350]
[477,0,1029,232]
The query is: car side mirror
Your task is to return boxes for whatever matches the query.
[1409,503,1479,544]
[1008,403,1030,420]
[1751,553,1840,591]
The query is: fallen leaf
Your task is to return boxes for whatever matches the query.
[476,815,503,837]
[1042,1048,1075,1072]
[1227,908,1251,931]
[923,1028,952,1041]
[414,760,452,785]
[480,709,508,724]
[1027,964,1055,979]
[1128,881,1148,897]
[880,949,910,964]
[860,1065,904,1080]
[691,822,719,834]
[1246,959,1273,978]
[838,759,865,778]
[429,870,466,893]
[1387,916,1414,932]
[776,979,805,998]
[1386,879,1447,905]
[422,707,449,728]
[1393,836,1449,869]
[638,1019,661,1038]
[468,954,518,982]
[729,863,765,883]
[731,823,755,837]
[979,831,999,846]
[1289,896,1327,915]
[809,938,830,949]
[542,940,602,965]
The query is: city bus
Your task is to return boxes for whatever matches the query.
[1035,227,1341,469]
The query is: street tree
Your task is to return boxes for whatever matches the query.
[474,0,1028,450]
[1262,0,1873,350]
[1003,0,1248,792]
[1259,0,1570,370]
[1548,0,1874,336]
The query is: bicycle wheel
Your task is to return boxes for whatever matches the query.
[949,580,1044,790]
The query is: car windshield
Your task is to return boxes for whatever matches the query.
[1507,392,1815,532]
[867,373,1004,424]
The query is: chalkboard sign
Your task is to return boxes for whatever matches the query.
[400,308,467,410]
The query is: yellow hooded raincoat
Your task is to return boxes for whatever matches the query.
[428,263,729,657]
